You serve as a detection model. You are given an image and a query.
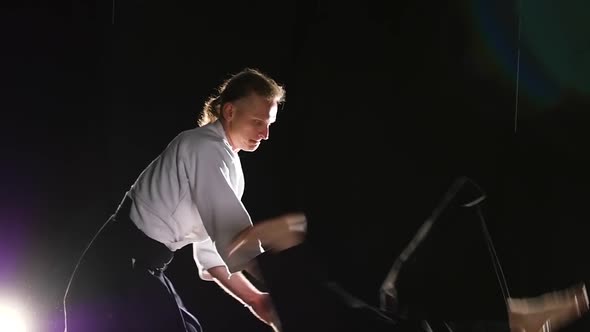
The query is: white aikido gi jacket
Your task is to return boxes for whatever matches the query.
[127,120,263,280]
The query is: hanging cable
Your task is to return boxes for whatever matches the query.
[477,205,511,305]
[112,0,116,25]
[514,0,523,133]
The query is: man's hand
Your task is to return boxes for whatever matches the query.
[227,212,307,257]
[246,292,282,332]
[207,266,282,331]
[507,283,589,332]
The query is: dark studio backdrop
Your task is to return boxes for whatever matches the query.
[2,1,590,331]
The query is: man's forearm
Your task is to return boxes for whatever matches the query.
[207,265,263,306]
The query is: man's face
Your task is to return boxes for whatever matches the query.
[223,93,278,152]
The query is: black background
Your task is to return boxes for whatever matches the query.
[2,1,590,331]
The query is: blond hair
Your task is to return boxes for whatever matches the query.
[198,68,285,127]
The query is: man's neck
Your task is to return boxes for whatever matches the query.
[219,120,240,153]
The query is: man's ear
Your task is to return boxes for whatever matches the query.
[222,102,234,121]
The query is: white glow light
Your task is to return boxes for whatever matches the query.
[0,301,28,332]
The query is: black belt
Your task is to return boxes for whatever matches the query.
[112,194,175,275]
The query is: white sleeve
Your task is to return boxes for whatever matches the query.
[192,238,228,281]
[188,143,263,274]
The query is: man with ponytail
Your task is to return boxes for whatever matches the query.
[64,68,288,332]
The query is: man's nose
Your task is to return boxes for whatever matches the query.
[259,126,270,140]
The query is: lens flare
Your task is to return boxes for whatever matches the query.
[0,301,29,332]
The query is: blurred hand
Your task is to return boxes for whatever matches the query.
[507,283,589,332]
[247,292,282,332]
[228,212,307,257]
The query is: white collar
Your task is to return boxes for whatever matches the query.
[211,120,237,153]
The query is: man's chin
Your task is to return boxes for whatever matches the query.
[242,145,259,152]
[240,140,261,152]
